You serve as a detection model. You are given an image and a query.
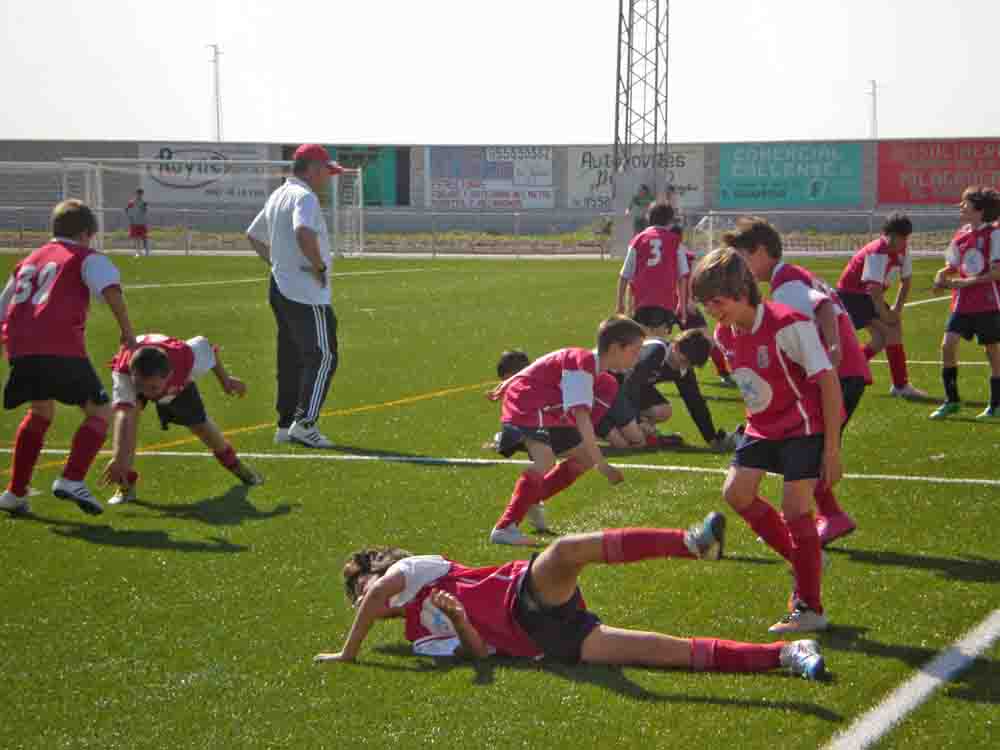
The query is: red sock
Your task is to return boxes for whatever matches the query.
[710,346,730,377]
[814,483,844,517]
[495,471,544,529]
[690,638,783,672]
[126,470,139,485]
[886,344,909,389]
[738,498,794,561]
[8,413,51,496]
[863,344,877,362]
[538,458,586,501]
[62,416,108,482]
[214,443,239,470]
[602,527,693,563]
[787,514,823,614]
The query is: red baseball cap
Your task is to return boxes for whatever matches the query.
[292,144,345,175]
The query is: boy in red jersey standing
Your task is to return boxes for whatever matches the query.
[692,249,843,633]
[487,317,644,546]
[929,187,1000,420]
[0,200,136,515]
[725,218,869,546]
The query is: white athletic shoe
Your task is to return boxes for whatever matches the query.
[890,383,929,400]
[524,503,549,532]
[52,477,103,516]
[108,483,137,506]
[684,511,726,560]
[288,421,335,449]
[489,524,536,546]
[0,489,29,514]
[769,602,829,634]
[274,427,292,445]
[780,640,827,680]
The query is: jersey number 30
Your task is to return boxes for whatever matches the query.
[12,262,59,307]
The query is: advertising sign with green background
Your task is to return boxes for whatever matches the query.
[281,145,407,206]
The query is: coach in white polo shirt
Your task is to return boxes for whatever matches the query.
[247,144,345,449]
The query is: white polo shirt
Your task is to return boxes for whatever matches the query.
[247,176,331,306]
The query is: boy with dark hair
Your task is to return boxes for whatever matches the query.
[616,202,690,336]
[0,200,136,515]
[496,350,531,379]
[486,317,644,545]
[126,188,150,257]
[314,518,827,680]
[102,333,261,504]
[929,187,1000,420]
[725,217,870,545]
[691,249,843,633]
[837,212,926,400]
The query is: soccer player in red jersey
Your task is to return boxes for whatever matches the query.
[692,249,843,634]
[836,213,926,400]
[102,333,262,504]
[486,317,644,546]
[312,521,827,680]
[929,187,1000,420]
[0,200,136,515]
[725,218,869,546]
[125,189,150,257]
[616,202,690,337]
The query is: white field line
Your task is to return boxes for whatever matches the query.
[871,360,988,366]
[124,268,426,290]
[823,609,1000,750]
[903,295,950,308]
[15,449,1000,487]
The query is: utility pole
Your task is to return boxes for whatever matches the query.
[208,44,223,142]
[868,79,878,141]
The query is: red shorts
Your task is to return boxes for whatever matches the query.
[129,225,148,239]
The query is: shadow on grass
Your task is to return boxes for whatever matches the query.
[826,547,1000,583]
[127,485,296,526]
[362,645,842,720]
[329,443,492,469]
[820,624,998,705]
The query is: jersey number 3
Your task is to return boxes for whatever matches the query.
[12,262,59,307]
[647,238,663,267]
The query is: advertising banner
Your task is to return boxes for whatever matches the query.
[428,146,554,209]
[878,140,1000,205]
[568,145,705,211]
[139,142,272,205]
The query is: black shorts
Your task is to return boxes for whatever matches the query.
[633,306,677,330]
[679,307,708,330]
[946,311,1000,346]
[596,383,638,438]
[840,376,867,427]
[513,554,602,665]
[4,356,109,410]
[143,383,208,430]
[637,383,669,412]
[732,433,825,481]
[837,290,878,330]
[496,423,581,458]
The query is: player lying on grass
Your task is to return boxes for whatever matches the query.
[692,248,843,634]
[0,200,136,516]
[101,334,262,504]
[313,516,826,680]
[929,186,1000,421]
[486,317,644,545]
[598,330,739,453]
[725,217,870,546]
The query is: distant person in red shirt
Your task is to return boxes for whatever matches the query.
[126,189,150,257]
[0,200,136,516]
[312,525,827,680]
[692,248,843,635]
[102,333,262,505]
[929,186,1000,420]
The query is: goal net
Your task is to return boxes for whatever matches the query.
[0,162,92,252]
[55,157,363,257]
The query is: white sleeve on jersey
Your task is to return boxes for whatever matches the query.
[860,253,889,286]
[776,321,833,379]
[388,555,451,607]
[773,280,826,319]
[991,230,1000,263]
[413,636,462,657]
[186,337,217,380]
[945,241,961,269]
[292,192,323,234]
[0,276,14,322]
[561,370,595,412]
[112,370,138,407]
[247,206,269,243]
[901,253,913,279]
[677,245,691,276]
[81,254,121,301]
[620,246,637,280]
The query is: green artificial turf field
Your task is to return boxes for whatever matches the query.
[0,253,997,749]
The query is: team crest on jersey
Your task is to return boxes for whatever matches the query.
[963,249,986,276]
[756,346,770,369]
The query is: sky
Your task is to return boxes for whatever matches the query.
[2,0,998,145]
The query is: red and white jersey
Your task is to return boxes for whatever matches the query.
[110,334,217,407]
[389,555,541,658]
[715,302,836,440]
[497,348,617,428]
[621,226,690,311]
[944,223,1000,314]
[0,239,120,359]
[770,262,872,384]
[837,237,912,294]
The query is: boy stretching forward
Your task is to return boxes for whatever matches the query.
[691,249,843,633]
[0,200,135,515]
[102,333,262,503]
[487,317,644,546]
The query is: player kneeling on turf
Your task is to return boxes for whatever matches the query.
[313,519,826,680]
[102,334,262,503]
